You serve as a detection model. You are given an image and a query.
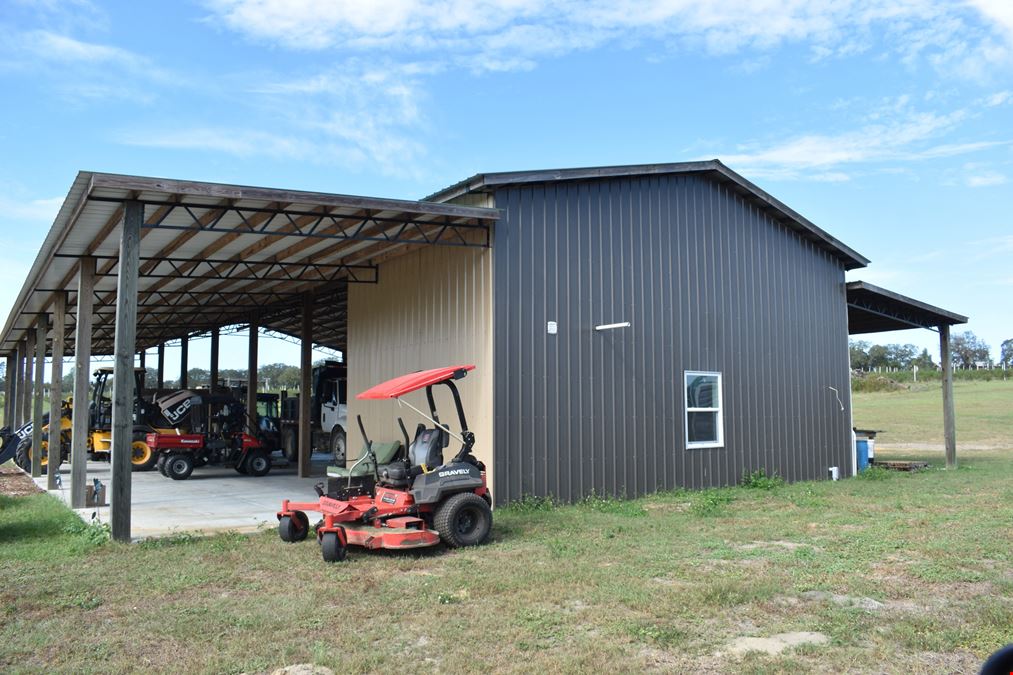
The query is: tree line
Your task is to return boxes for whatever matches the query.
[851,331,1013,370]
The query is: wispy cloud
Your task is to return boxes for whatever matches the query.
[203,0,1013,77]
[115,60,430,176]
[966,171,1008,187]
[0,194,64,222]
[709,96,1009,180]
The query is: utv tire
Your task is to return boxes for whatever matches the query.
[320,531,347,562]
[282,429,298,463]
[330,428,346,464]
[278,511,309,542]
[234,462,248,475]
[245,450,271,477]
[434,492,493,548]
[164,454,194,481]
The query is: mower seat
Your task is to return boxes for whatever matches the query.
[327,441,402,479]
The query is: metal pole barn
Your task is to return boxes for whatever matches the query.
[31,317,46,478]
[299,296,312,478]
[71,257,95,508]
[47,293,66,490]
[110,201,141,542]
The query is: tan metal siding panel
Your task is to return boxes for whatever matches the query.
[346,246,494,491]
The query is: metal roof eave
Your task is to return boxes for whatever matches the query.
[0,172,502,356]
[846,280,968,334]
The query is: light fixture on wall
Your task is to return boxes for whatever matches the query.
[594,321,631,332]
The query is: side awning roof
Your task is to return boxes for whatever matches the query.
[846,281,967,334]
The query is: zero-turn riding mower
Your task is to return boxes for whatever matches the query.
[0,367,175,473]
[277,364,492,563]
[148,389,271,480]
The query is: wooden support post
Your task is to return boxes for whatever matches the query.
[21,339,33,431]
[247,321,258,435]
[71,257,95,508]
[940,324,956,469]
[13,342,24,427]
[210,327,220,391]
[4,353,14,427]
[299,296,312,478]
[110,201,141,542]
[47,294,66,490]
[156,342,165,390]
[31,318,47,478]
[180,336,188,389]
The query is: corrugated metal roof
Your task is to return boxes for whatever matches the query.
[846,281,967,334]
[1,172,501,356]
[425,159,870,271]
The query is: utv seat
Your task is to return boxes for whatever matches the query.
[327,441,402,479]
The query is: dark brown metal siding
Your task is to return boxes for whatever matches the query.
[492,174,853,504]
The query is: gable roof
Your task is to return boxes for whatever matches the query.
[425,159,870,270]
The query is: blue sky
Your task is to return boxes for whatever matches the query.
[1,0,1011,373]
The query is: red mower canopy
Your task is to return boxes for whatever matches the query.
[357,365,475,400]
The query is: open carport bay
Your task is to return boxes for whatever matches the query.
[32,456,334,540]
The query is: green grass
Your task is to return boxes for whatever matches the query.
[2,385,1012,673]
[853,379,1013,447]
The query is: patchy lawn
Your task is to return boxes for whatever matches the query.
[2,447,1011,673]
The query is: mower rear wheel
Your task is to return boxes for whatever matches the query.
[320,531,347,562]
[278,511,309,542]
[434,492,493,548]
[164,453,194,481]
[245,450,271,477]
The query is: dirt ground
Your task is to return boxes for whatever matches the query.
[0,464,42,497]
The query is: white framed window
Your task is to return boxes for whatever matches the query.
[685,371,723,449]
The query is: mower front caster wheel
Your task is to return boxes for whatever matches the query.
[278,511,309,542]
[320,531,347,563]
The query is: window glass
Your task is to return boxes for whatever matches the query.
[685,371,723,448]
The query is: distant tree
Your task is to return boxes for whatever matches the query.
[885,344,918,369]
[949,331,991,368]
[849,340,870,370]
[1000,339,1013,369]
[276,366,302,390]
[911,348,936,370]
[867,344,889,369]
[187,368,210,387]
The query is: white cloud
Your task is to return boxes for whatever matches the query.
[0,195,64,222]
[202,0,1013,77]
[966,171,1008,186]
[710,96,1010,180]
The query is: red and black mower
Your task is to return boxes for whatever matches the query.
[277,365,492,562]
[147,389,271,480]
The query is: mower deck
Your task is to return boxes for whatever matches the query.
[341,522,440,549]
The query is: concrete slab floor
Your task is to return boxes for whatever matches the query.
[32,454,335,541]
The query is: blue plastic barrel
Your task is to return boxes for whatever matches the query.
[856,439,870,471]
